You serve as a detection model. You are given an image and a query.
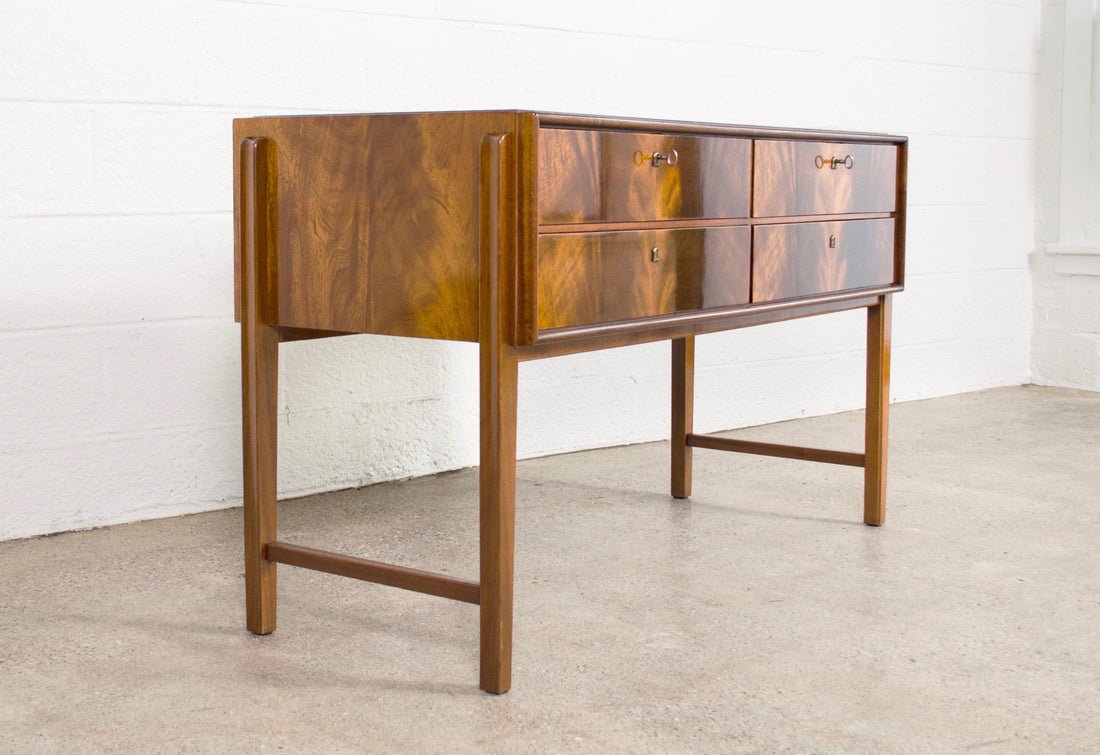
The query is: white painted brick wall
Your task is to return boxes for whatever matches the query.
[1031,0,1100,390]
[0,0,1041,540]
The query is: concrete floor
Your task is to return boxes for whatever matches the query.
[1,386,1097,753]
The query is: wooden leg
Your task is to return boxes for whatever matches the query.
[671,336,695,499]
[479,133,517,694]
[479,342,518,694]
[864,294,892,526]
[240,137,278,634]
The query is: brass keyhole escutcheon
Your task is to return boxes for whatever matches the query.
[815,155,854,170]
[634,149,680,167]
[651,246,660,262]
[828,235,837,248]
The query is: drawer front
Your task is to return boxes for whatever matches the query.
[538,129,752,225]
[753,140,897,217]
[538,226,751,330]
[752,219,895,302]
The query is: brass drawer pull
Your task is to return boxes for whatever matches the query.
[815,154,854,170]
[634,148,679,167]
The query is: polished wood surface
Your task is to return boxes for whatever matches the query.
[893,140,909,286]
[752,219,895,302]
[538,112,906,144]
[479,134,518,694]
[239,137,279,636]
[519,294,885,360]
[266,541,480,604]
[232,110,906,693]
[753,140,897,218]
[537,226,751,330]
[671,337,694,499]
[687,434,865,467]
[864,295,892,525]
[233,112,516,340]
[538,128,751,225]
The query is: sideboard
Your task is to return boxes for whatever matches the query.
[233,110,907,693]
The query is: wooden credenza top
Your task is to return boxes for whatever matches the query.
[233,110,906,348]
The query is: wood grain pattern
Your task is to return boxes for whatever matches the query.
[671,337,694,499]
[233,111,517,340]
[538,226,750,330]
[537,112,906,144]
[266,541,480,604]
[893,139,909,286]
[231,110,908,694]
[538,129,751,225]
[752,219,895,302]
[864,294,891,525]
[687,434,865,467]
[516,112,541,345]
[239,137,279,636]
[479,134,518,694]
[520,294,886,359]
[753,140,897,218]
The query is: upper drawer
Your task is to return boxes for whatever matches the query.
[538,128,752,225]
[753,140,897,218]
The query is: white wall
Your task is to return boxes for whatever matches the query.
[0,0,1040,541]
[1032,0,1100,389]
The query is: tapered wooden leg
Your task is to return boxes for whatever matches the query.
[479,133,517,694]
[671,336,695,499]
[864,295,892,526]
[240,137,278,634]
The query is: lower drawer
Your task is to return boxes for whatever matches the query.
[538,226,751,330]
[752,219,895,302]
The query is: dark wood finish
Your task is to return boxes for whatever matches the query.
[753,219,895,302]
[671,337,694,498]
[239,137,279,636]
[277,326,356,342]
[687,434,865,467]
[265,541,480,604]
[753,140,897,218]
[541,214,893,235]
[518,294,888,360]
[542,218,748,234]
[894,140,909,286]
[538,227,751,330]
[479,134,518,694]
[516,112,541,346]
[233,112,517,340]
[232,111,907,693]
[864,295,892,525]
[537,112,904,144]
[538,128,751,225]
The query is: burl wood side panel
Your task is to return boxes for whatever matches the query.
[233,111,517,340]
[753,219,895,302]
[538,226,751,330]
[753,140,897,218]
[538,129,751,225]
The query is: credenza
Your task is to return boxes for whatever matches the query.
[233,111,907,693]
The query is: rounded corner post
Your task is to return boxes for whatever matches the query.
[479,133,518,693]
[239,136,279,634]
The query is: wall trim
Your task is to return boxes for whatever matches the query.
[1047,242,1100,276]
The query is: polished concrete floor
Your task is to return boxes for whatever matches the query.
[1,386,1097,752]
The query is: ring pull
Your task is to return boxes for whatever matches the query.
[815,155,854,170]
[634,149,679,167]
